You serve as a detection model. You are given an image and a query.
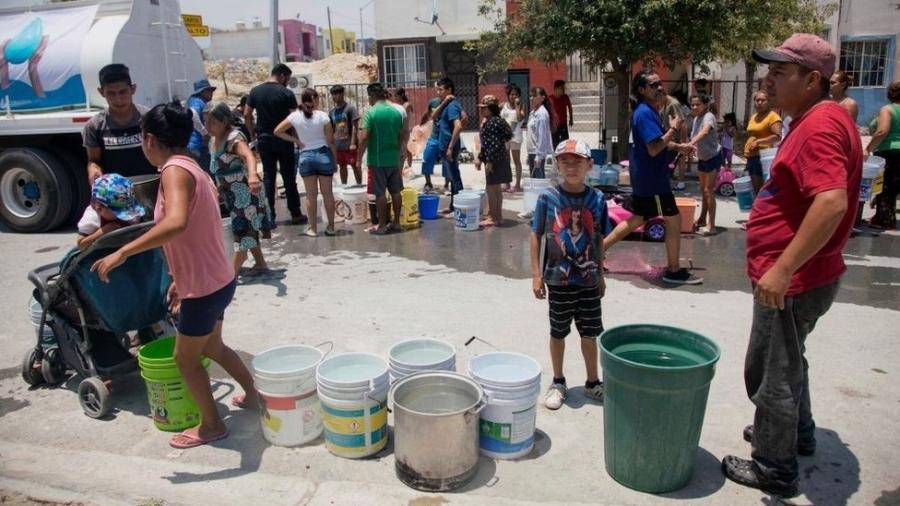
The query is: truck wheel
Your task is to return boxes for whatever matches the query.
[0,148,73,232]
[53,149,90,227]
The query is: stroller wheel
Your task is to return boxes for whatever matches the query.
[21,348,44,386]
[41,348,66,385]
[78,377,111,419]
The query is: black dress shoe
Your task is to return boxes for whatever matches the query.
[743,425,816,456]
[722,455,799,498]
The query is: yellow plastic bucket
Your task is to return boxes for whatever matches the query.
[399,187,420,229]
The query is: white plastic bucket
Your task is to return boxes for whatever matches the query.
[759,148,777,181]
[252,344,326,447]
[340,186,369,224]
[317,353,390,458]
[252,345,323,395]
[28,296,48,327]
[861,156,886,202]
[388,338,457,384]
[459,189,487,216]
[259,389,323,447]
[221,218,235,259]
[454,194,482,231]
[523,178,553,214]
[468,352,542,459]
[734,176,754,213]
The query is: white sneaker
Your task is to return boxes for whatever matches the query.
[544,383,567,410]
[584,382,604,402]
[674,182,686,191]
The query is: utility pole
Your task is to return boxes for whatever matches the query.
[359,0,375,56]
[327,7,336,55]
[270,0,279,64]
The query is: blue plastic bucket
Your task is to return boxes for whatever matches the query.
[418,194,440,220]
[734,176,754,212]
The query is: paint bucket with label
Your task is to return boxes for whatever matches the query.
[138,337,209,432]
[316,353,390,458]
[467,352,542,459]
[453,194,482,231]
[253,344,327,446]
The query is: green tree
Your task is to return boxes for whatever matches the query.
[714,0,836,125]
[473,0,730,160]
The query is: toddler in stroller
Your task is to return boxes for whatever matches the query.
[23,221,173,418]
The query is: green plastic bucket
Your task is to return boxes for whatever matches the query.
[138,337,210,432]
[598,325,720,493]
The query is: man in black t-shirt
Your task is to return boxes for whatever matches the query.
[245,64,306,225]
[82,64,156,185]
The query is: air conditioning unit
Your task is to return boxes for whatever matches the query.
[287,73,313,93]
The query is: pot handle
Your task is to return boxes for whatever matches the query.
[314,341,334,357]
[465,392,489,422]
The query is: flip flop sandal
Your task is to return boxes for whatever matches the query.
[169,429,228,449]
[231,393,260,410]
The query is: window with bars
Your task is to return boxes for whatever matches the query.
[383,44,426,87]
[840,39,890,87]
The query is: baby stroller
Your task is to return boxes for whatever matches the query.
[22,222,173,418]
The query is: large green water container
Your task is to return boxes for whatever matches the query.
[599,324,721,493]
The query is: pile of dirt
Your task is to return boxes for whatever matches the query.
[285,53,378,86]
[205,54,377,105]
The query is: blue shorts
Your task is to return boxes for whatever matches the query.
[746,156,762,178]
[298,146,336,177]
[421,138,441,176]
[176,279,236,337]
[698,151,723,173]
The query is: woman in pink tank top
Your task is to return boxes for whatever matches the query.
[92,102,257,449]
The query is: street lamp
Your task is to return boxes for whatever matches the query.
[359,0,375,55]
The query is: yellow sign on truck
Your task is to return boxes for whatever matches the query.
[187,25,209,37]
[181,14,203,26]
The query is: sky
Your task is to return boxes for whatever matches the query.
[178,0,377,37]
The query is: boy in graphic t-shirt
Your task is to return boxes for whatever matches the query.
[530,139,611,410]
[329,85,362,185]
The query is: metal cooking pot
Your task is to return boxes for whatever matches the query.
[390,371,486,492]
[128,174,160,217]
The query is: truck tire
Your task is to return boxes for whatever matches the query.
[0,148,73,232]
[52,148,90,227]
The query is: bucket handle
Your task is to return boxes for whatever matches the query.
[314,340,334,358]
[366,377,389,412]
[464,335,498,355]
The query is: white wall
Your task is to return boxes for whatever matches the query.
[209,28,270,60]
[374,0,501,41]
[826,0,900,81]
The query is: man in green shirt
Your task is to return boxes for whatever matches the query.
[358,82,404,234]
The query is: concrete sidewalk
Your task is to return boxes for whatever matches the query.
[1,161,898,505]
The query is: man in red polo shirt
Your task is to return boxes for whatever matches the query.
[721,34,862,498]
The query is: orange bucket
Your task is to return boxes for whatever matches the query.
[675,198,696,233]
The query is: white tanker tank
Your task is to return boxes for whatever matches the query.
[0,0,205,232]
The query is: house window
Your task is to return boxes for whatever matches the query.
[840,38,890,87]
[383,44,426,87]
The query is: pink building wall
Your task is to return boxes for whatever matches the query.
[279,20,320,62]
